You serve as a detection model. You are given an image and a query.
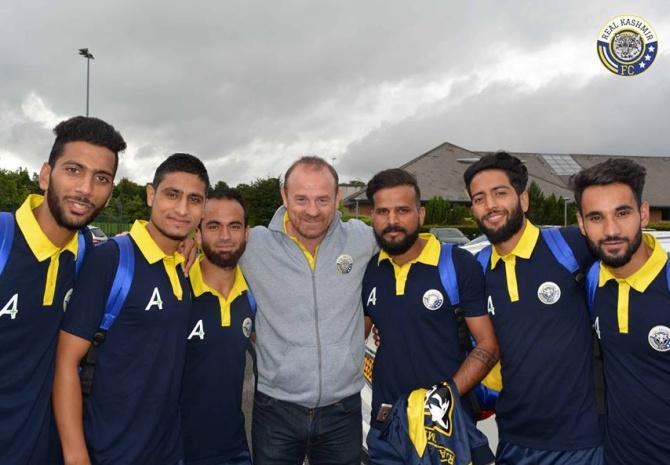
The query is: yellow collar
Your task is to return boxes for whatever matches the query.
[189,256,249,301]
[378,233,440,266]
[491,221,539,269]
[15,194,79,262]
[599,233,667,292]
[129,220,185,266]
[283,211,318,269]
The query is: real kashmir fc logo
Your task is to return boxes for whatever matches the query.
[597,15,657,76]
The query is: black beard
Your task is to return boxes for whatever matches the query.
[202,241,246,269]
[47,190,103,231]
[374,223,420,256]
[586,229,642,268]
[475,201,525,245]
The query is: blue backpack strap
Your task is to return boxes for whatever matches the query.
[75,230,86,278]
[667,253,670,291]
[476,245,492,273]
[81,235,135,399]
[541,228,579,274]
[438,243,459,306]
[585,260,600,316]
[100,235,135,331]
[246,290,257,317]
[0,212,15,277]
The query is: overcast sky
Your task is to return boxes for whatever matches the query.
[1,1,668,186]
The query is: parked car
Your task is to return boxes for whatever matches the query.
[87,225,109,246]
[460,234,490,254]
[429,227,469,245]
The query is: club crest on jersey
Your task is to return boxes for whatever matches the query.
[336,254,353,274]
[537,281,561,305]
[423,289,444,311]
[242,317,253,338]
[648,325,670,352]
[597,15,657,76]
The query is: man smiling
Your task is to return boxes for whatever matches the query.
[573,158,670,465]
[0,116,125,465]
[53,153,209,465]
[240,156,377,465]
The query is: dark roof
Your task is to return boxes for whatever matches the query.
[344,142,670,207]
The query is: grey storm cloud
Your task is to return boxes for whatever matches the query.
[0,0,668,185]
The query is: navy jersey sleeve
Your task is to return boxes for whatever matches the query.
[559,226,595,272]
[361,254,379,318]
[452,247,487,318]
[61,240,120,341]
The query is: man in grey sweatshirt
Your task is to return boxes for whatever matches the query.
[240,156,377,465]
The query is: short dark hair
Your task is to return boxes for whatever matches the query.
[207,188,248,226]
[571,158,646,211]
[463,151,528,196]
[152,153,210,190]
[366,168,421,207]
[283,156,338,191]
[48,116,126,172]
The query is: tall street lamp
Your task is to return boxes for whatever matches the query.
[78,48,95,116]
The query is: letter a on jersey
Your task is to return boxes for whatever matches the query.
[0,293,19,320]
[188,319,205,340]
[487,295,495,316]
[145,287,164,310]
[367,287,377,306]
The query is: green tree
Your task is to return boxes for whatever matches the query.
[98,177,150,222]
[212,180,230,192]
[526,181,577,226]
[236,177,282,226]
[424,196,449,224]
[0,168,40,211]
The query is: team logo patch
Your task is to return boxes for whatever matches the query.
[648,325,670,352]
[336,254,353,274]
[242,317,253,338]
[537,281,561,305]
[422,289,444,311]
[597,15,657,76]
[63,288,73,312]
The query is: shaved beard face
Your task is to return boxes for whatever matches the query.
[586,228,642,268]
[374,222,420,256]
[46,179,106,230]
[201,240,246,269]
[475,200,525,245]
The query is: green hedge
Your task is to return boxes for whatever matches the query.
[91,222,132,236]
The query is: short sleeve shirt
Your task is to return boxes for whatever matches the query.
[362,234,486,429]
[592,234,670,465]
[62,221,191,465]
[181,259,254,464]
[0,195,89,465]
[481,224,600,450]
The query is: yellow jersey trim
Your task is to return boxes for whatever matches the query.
[598,233,667,334]
[490,221,540,302]
[378,233,440,296]
[189,256,249,327]
[129,220,185,300]
[283,211,318,270]
[15,194,79,306]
